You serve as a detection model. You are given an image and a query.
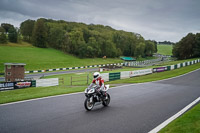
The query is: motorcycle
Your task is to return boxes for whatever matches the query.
[84,85,110,111]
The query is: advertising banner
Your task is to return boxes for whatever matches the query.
[0,82,15,91]
[0,81,34,91]
[14,81,32,89]
[109,72,120,81]
[130,69,152,77]
[153,67,167,72]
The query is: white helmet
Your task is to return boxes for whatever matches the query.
[93,72,100,80]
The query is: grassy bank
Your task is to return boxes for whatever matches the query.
[159,103,200,133]
[157,44,173,55]
[0,44,123,73]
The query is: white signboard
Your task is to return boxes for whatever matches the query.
[129,69,152,77]
[101,73,109,82]
[36,78,59,87]
[121,71,130,79]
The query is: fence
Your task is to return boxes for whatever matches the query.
[70,74,90,86]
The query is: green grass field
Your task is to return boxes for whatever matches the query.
[0,42,123,73]
[157,44,173,55]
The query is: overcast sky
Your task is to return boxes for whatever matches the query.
[0,0,199,42]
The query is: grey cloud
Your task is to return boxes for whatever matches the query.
[0,0,200,42]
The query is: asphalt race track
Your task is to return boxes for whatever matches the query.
[0,69,200,133]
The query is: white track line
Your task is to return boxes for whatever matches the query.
[149,97,200,133]
[0,68,200,106]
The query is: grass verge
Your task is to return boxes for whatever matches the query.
[0,86,86,104]
[159,103,200,133]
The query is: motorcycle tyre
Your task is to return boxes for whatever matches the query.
[102,93,110,106]
[84,98,94,111]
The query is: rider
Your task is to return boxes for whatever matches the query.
[89,72,105,96]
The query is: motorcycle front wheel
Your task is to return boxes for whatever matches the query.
[102,93,110,106]
[84,97,94,111]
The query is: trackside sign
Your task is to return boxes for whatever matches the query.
[15,81,32,89]
[130,69,152,77]
[153,67,167,72]
[0,82,14,91]
[0,81,34,91]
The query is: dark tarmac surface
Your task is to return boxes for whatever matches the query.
[0,69,200,133]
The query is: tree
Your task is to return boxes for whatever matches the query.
[104,40,118,57]
[48,25,65,49]
[145,40,156,56]
[0,27,7,44]
[87,37,101,57]
[13,18,157,58]
[32,18,48,48]
[194,33,200,57]
[67,30,86,56]
[173,33,196,59]
[8,27,18,43]
[20,19,35,42]
[135,42,145,58]
[152,40,158,53]
[1,23,14,33]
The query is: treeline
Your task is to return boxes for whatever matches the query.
[173,33,200,59]
[0,18,157,58]
[0,23,18,43]
[158,41,174,45]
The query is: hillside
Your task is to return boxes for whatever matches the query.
[0,42,123,73]
[157,44,173,55]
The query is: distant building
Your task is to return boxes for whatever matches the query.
[4,63,26,82]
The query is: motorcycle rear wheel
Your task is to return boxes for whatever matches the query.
[102,93,110,106]
[84,98,94,111]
